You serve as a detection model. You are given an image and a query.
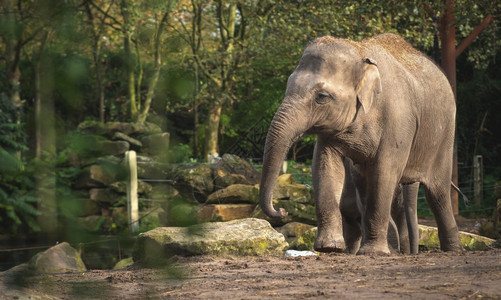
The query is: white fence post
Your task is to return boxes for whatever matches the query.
[125,150,139,233]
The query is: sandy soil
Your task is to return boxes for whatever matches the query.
[1,248,500,299]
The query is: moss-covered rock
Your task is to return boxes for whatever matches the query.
[289,227,317,251]
[109,180,153,195]
[206,184,258,204]
[113,257,134,270]
[112,132,143,148]
[170,164,215,202]
[419,224,495,251]
[214,154,261,184]
[74,163,126,188]
[213,168,253,189]
[276,222,314,243]
[273,174,313,204]
[133,218,288,264]
[197,204,256,222]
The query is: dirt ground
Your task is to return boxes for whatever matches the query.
[1,217,500,299]
[1,249,500,299]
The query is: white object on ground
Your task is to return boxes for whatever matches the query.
[284,250,318,257]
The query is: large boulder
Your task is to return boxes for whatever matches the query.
[214,154,261,184]
[29,242,86,273]
[206,184,259,204]
[133,218,288,263]
[197,204,256,222]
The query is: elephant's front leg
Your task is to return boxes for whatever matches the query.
[358,171,399,255]
[312,140,345,252]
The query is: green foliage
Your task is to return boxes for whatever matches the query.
[287,161,313,187]
[167,143,193,163]
[0,100,39,234]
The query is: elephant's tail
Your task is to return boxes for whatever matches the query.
[451,181,469,206]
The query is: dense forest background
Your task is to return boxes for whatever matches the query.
[1,0,500,237]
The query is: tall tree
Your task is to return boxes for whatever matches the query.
[137,1,175,123]
[177,0,247,158]
[84,0,113,123]
[119,0,138,120]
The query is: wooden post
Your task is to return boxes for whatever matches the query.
[125,150,139,233]
[473,155,483,205]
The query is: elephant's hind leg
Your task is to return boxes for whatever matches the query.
[423,181,462,252]
[343,214,362,254]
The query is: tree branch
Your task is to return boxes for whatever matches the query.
[456,14,493,58]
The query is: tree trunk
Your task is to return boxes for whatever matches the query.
[137,7,172,123]
[84,1,107,123]
[120,0,137,121]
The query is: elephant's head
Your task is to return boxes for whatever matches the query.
[260,37,382,218]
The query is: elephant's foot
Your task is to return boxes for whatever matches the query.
[314,238,345,253]
[314,231,345,252]
[440,239,463,252]
[357,241,391,255]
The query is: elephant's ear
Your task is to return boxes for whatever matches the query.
[356,57,382,113]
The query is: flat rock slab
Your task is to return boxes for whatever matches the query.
[133,218,288,263]
[290,225,496,251]
[419,224,495,251]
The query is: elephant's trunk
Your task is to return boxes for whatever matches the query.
[260,103,308,218]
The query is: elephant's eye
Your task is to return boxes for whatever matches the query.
[315,91,331,104]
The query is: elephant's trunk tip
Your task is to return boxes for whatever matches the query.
[260,194,289,218]
[267,207,288,219]
[278,207,288,218]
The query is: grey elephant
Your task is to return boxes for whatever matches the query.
[259,33,462,255]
